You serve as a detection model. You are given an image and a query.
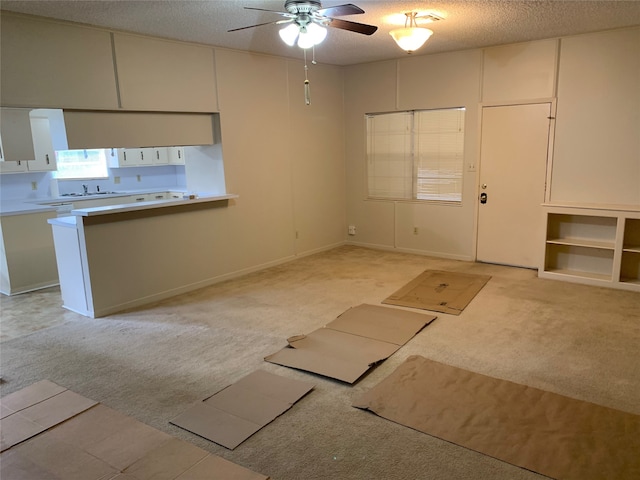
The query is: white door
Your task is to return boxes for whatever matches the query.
[476,103,551,268]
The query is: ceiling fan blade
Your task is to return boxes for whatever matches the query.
[228,20,285,33]
[317,3,364,17]
[243,6,292,16]
[326,17,378,35]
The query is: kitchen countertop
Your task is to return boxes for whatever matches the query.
[0,188,189,216]
[72,193,238,217]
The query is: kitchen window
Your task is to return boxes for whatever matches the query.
[366,107,465,203]
[53,149,109,180]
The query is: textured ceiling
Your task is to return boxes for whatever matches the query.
[2,1,640,66]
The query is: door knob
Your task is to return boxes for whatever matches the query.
[481,184,487,189]
[480,192,488,204]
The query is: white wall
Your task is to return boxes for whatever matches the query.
[198,49,346,274]
[344,51,482,261]
[344,28,639,261]
[551,27,640,206]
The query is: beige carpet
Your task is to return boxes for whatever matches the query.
[1,245,639,480]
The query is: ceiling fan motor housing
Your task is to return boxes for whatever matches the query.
[284,0,322,15]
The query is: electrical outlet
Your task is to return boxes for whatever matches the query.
[348,225,356,236]
[31,181,38,191]
[114,176,121,184]
[467,163,476,172]
[413,227,419,235]
[136,174,141,182]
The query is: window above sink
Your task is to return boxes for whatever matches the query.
[53,149,109,180]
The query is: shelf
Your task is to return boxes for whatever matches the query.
[546,238,615,250]
[544,243,614,277]
[541,208,640,292]
[543,268,612,282]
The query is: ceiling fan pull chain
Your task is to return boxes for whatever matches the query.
[304,48,311,105]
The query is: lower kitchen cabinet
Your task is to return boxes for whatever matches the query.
[0,211,59,295]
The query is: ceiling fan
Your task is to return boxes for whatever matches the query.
[229,1,377,105]
[228,1,378,46]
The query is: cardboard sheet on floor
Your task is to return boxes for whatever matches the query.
[382,270,491,315]
[0,379,97,452]
[264,304,436,384]
[170,369,314,450]
[353,355,640,480]
[0,381,270,479]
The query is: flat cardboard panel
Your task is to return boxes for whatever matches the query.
[171,403,262,450]
[0,384,97,452]
[79,418,172,470]
[176,454,269,480]
[0,379,66,412]
[382,270,491,315]
[230,369,315,404]
[1,382,269,479]
[268,329,400,384]
[265,304,436,383]
[12,434,118,480]
[0,413,46,452]
[204,385,291,426]
[0,403,15,420]
[47,404,142,448]
[171,370,314,449]
[0,448,59,480]
[326,303,434,345]
[19,390,97,429]
[123,438,209,480]
[353,355,640,480]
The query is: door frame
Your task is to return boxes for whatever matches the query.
[472,98,557,264]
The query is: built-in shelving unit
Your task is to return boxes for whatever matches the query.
[540,205,640,291]
[621,218,640,286]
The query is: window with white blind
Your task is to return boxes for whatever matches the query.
[366,107,465,203]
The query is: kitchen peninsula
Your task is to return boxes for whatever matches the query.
[49,193,237,318]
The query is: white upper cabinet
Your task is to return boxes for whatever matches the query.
[0,13,119,109]
[113,33,218,112]
[153,147,169,165]
[0,108,57,173]
[27,117,57,171]
[167,147,185,165]
[0,108,35,161]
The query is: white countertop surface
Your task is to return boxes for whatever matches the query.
[72,193,238,217]
[0,188,192,216]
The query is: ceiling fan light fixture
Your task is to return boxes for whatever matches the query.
[307,22,327,45]
[279,23,300,46]
[390,12,433,53]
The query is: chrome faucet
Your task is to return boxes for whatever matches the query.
[82,184,88,195]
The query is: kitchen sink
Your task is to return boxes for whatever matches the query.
[61,191,121,197]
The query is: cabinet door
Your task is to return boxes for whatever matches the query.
[0,108,35,161]
[27,117,57,172]
[115,149,135,167]
[0,13,119,109]
[0,159,28,174]
[167,147,185,165]
[113,33,217,112]
[137,148,154,166]
[153,147,169,165]
[146,192,168,201]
